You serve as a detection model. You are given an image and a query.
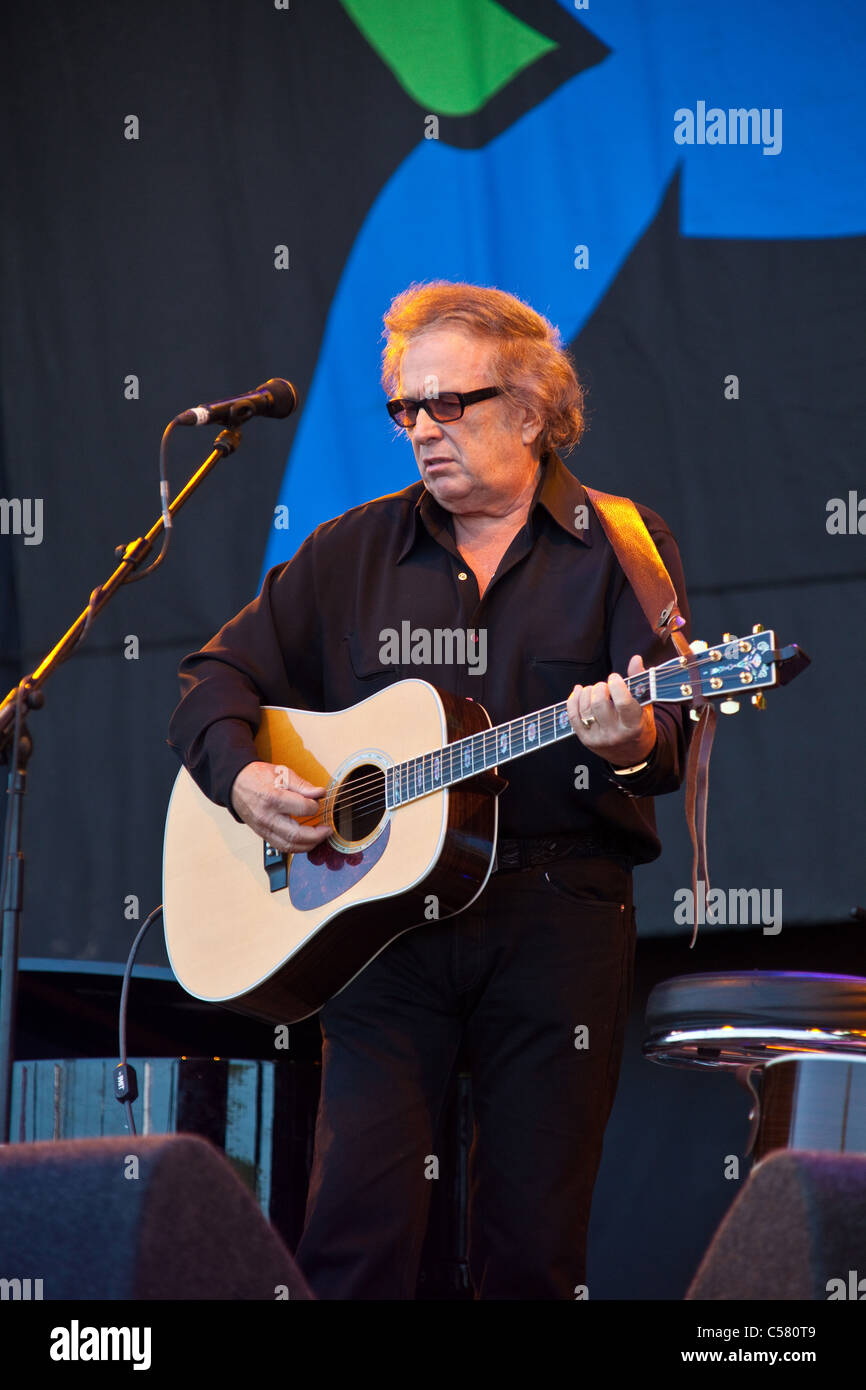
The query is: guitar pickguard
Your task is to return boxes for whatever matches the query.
[287,823,392,910]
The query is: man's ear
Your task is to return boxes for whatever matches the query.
[521,408,543,447]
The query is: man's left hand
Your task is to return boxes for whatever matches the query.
[567,654,657,768]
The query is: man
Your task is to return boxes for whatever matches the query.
[167,281,691,1300]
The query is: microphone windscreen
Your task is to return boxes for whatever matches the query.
[260,379,298,419]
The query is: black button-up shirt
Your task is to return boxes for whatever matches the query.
[167,452,691,864]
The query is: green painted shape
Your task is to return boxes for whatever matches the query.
[340,0,557,117]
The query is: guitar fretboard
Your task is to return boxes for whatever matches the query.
[384,673,653,809]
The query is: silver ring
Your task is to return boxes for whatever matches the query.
[580,715,596,729]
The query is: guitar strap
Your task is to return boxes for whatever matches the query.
[584,485,715,948]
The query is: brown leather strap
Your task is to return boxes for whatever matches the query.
[584,485,712,944]
[583,487,689,648]
[684,702,717,948]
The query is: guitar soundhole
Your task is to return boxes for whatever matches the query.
[332,762,387,846]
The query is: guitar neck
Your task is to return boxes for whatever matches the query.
[384,671,655,810]
[382,625,804,810]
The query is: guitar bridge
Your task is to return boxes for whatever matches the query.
[263,841,288,893]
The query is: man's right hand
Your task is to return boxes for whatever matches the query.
[230,761,332,854]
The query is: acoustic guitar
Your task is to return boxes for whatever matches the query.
[162,629,808,1024]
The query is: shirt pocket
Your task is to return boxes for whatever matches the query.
[529,643,608,702]
[345,630,403,689]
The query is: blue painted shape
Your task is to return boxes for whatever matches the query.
[263,0,866,574]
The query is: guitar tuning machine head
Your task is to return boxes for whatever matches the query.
[690,639,708,653]
[752,623,764,634]
[719,698,740,715]
[751,692,767,710]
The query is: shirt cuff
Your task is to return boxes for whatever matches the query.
[166,718,260,823]
[603,736,661,798]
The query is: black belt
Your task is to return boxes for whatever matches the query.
[494,833,633,873]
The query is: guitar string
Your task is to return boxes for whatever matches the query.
[306,649,753,825]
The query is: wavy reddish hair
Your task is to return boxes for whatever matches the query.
[381,281,586,455]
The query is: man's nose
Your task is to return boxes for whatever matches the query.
[411,402,444,440]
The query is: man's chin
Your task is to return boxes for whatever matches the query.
[422,469,469,502]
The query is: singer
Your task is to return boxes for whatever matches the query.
[167,281,692,1299]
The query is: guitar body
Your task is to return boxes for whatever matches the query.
[162,626,808,1026]
[162,679,498,1024]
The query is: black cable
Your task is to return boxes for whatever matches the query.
[114,903,164,1136]
[121,419,176,585]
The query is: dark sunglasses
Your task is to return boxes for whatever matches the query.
[386,386,500,428]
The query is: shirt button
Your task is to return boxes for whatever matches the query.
[457,571,468,581]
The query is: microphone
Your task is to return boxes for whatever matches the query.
[174,378,298,427]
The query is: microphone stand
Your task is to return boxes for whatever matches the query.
[0,424,244,1144]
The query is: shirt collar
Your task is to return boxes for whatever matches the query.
[534,451,592,545]
[396,452,592,562]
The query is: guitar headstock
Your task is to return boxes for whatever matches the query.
[651,626,810,713]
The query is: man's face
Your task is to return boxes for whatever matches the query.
[397,328,541,514]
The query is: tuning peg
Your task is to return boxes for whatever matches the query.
[690,640,708,653]
[722,632,735,643]
[751,692,767,710]
[719,699,740,715]
[751,623,764,634]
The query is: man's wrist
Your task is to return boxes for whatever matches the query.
[607,735,658,775]
[227,755,259,820]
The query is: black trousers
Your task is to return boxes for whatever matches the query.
[294,854,636,1300]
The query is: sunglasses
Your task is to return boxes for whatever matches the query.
[386,386,500,428]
